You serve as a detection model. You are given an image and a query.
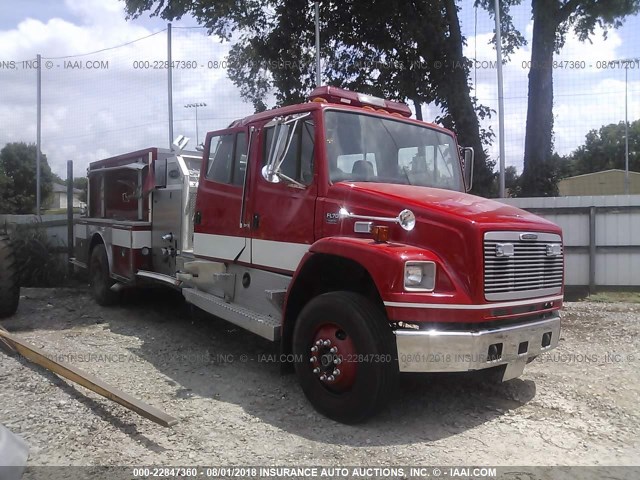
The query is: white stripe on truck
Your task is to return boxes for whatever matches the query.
[193,233,309,272]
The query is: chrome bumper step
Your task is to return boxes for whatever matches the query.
[395,313,561,378]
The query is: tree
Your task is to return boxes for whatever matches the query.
[569,119,640,175]
[0,143,54,214]
[478,0,639,196]
[501,165,521,196]
[519,0,639,196]
[125,0,498,196]
[433,0,497,196]
[0,166,10,211]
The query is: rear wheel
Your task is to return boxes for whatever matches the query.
[292,291,398,423]
[0,235,20,319]
[89,244,118,306]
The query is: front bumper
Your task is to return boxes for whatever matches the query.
[395,313,561,380]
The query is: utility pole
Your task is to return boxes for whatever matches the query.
[494,0,506,198]
[36,54,42,216]
[314,1,321,87]
[624,63,629,195]
[167,23,174,150]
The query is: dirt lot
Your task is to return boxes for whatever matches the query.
[0,288,638,469]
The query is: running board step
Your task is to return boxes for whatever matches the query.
[136,270,181,286]
[182,288,281,342]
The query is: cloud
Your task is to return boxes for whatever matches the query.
[555,77,639,156]
[0,0,254,177]
[1,0,636,180]
[64,0,123,25]
[463,21,634,171]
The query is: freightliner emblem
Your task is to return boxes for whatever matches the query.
[326,212,339,224]
[520,233,538,241]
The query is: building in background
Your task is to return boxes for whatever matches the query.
[45,183,85,211]
[559,169,640,196]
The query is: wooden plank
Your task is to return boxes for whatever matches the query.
[0,326,17,356]
[0,328,178,427]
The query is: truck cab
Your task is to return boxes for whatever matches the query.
[77,86,563,423]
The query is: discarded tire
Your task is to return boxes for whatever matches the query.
[0,235,20,319]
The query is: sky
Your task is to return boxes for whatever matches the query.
[0,0,638,179]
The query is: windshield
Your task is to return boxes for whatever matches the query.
[324,111,464,191]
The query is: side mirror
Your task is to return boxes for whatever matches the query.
[263,122,294,183]
[154,158,167,189]
[262,113,311,187]
[462,147,474,192]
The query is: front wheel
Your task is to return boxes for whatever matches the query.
[89,244,119,306]
[292,291,398,423]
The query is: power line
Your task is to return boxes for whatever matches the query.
[42,29,167,59]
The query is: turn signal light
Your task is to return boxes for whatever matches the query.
[371,225,389,243]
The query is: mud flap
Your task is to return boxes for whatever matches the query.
[502,357,527,381]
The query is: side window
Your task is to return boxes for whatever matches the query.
[205,132,247,185]
[263,119,315,185]
[206,134,234,183]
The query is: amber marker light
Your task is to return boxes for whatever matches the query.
[371,225,389,243]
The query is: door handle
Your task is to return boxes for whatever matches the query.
[252,214,260,229]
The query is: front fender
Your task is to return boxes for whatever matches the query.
[307,236,443,299]
[280,236,446,361]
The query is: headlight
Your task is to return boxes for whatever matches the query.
[404,261,436,291]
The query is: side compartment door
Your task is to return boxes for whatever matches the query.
[248,113,317,273]
[193,127,249,263]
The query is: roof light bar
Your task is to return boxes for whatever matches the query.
[308,86,412,118]
[357,93,385,108]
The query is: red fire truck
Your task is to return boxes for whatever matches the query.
[73,86,563,423]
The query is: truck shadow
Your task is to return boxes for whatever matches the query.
[7,287,537,448]
[119,288,538,446]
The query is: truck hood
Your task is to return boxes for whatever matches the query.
[330,182,559,232]
[325,182,561,301]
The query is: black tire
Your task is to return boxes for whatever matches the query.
[292,291,398,423]
[89,244,118,306]
[0,235,20,319]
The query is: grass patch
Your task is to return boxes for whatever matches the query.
[9,223,69,287]
[587,291,640,303]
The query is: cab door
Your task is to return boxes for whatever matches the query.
[247,113,318,274]
[193,127,250,264]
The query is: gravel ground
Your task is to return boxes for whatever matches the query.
[0,288,638,471]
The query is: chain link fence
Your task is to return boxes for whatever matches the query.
[465,4,639,174]
[0,8,638,186]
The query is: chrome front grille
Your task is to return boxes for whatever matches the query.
[483,231,563,301]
